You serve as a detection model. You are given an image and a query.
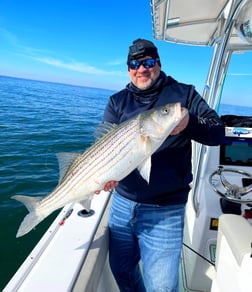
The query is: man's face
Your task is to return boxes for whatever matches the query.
[128,56,161,90]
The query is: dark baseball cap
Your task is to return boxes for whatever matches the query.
[127,38,160,64]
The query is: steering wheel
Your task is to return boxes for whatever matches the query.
[209,166,252,204]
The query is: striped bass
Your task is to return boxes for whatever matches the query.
[12,102,187,237]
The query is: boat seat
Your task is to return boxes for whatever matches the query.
[211,214,252,292]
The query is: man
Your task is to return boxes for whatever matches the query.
[102,38,225,291]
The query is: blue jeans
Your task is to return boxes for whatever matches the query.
[108,192,185,292]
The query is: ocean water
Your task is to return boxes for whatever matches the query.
[0,75,252,290]
[0,76,114,289]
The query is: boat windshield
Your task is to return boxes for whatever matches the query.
[218,50,252,115]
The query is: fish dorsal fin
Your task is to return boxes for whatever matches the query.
[94,122,117,140]
[56,152,81,183]
[137,157,152,183]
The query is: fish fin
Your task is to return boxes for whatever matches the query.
[94,122,117,140]
[137,157,152,183]
[79,197,92,211]
[12,195,46,237]
[56,152,81,182]
[16,212,45,238]
[12,195,43,212]
[137,133,152,183]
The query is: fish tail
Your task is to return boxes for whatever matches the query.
[12,195,45,237]
[16,211,45,238]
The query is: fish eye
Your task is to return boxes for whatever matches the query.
[163,108,170,114]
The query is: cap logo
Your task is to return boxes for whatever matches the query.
[127,38,159,64]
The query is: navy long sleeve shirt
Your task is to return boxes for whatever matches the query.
[103,74,225,205]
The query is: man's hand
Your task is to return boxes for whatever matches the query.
[95,181,119,194]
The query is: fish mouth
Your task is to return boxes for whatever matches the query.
[181,106,187,112]
[181,107,188,118]
[173,102,182,121]
[173,104,188,124]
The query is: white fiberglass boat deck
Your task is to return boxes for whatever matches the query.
[4,0,252,291]
[4,192,118,292]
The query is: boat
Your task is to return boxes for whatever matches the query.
[4,0,252,291]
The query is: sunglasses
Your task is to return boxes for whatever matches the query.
[128,58,158,70]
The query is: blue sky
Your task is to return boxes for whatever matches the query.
[0,0,251,106]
